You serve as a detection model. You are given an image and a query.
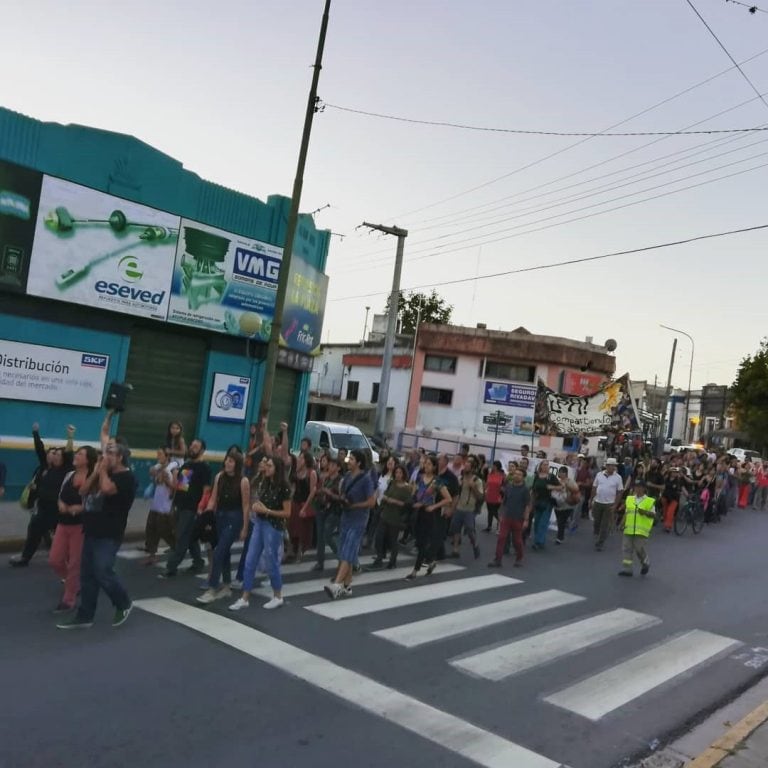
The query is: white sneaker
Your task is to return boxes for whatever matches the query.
[196,589,218,605]
[263,597,284,610]
[216,585,232,599]
[342,585,353,597]
[228,597,250,611]
[324,583,343,600]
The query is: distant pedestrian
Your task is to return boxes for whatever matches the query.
[482,460,504,532]
[165,421,187,466]
[229,456,292,611]
[369,464,411,570]
[197,449,250,605]
[57,441,135,629]
[530,460,560,550]
[448,465,482,560]
[325,450,376,598]
[159,439,211,578]
[551,466,580,544]
[618,479,655,577]
[141,447,177,566]
[488,468,530,568]
[589,457,624,551]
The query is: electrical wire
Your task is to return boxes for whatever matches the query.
[334,88,768,264]
[334,125,768,273]
[330,158,768,276]
[686,0,768,111]
[366,46,768,224]
[725,0,768,15]
[326,223,768,303]
[323,102,768,137]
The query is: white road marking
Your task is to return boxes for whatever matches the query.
[253,564,465,599]
[375,590,585,648]
[306,574,518,620]
[452,608,659,680]
[544,629,740,720]
[135,598,563,768]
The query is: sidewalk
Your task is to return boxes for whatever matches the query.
[687,704,768,768]
[0,498,149,553]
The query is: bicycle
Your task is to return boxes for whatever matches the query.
[674,496,705,535]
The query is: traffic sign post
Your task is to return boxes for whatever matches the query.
[486,409,510,463]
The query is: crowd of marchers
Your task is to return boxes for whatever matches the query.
[8,415,766,628]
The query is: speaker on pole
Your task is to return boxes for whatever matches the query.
[104,382,133,412]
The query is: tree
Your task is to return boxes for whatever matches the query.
[730,339,768,453]
[385,290,453,335]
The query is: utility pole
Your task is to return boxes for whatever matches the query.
[660,324,695,442]
[361,221,408,441]
[259,0,331,428]
[657,338,677,456]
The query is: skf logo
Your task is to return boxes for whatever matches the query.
[233,248,281,284]
[81,354,108,369]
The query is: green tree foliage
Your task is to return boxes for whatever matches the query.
[730,339,768,452]
[385,290,453,335]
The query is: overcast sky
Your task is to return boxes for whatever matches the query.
[4,0,767,390]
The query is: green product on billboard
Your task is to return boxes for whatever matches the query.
[178,226,229,311]
[43,203,179,289]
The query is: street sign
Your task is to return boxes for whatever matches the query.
[483,413,510,426]
[486,425,514,434]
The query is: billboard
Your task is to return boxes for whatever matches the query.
[0,159,43,293]
[562,370,604,397]
[484,381,537,408]
[26,175,179,320]
[281,256,329,355]
[208,372,251,423]
[0,339,109,407]
[535,373,640,436]
[167,219,282,340]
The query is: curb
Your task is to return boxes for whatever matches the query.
[686,699,768,767]
[0,528,145,555]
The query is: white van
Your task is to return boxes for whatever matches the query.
[303,421,379,464]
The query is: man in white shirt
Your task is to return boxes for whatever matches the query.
[590,457,625,551]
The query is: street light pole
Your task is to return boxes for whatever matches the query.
[660,324,695,442]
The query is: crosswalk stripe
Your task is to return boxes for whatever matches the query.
[305,574,518,620]
[252,564,465,599]
[452,608,659,681]
[544,629,740,720]
[135,598,562,768]
[374,590,585,648]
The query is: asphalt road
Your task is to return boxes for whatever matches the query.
[2,507,768,768]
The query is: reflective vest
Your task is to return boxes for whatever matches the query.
[624,495,656,537]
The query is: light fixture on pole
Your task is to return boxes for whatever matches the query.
[660,324,695,442]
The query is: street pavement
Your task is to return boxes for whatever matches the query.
[2,507,768,768]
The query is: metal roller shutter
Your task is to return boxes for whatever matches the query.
[118,327,207,450]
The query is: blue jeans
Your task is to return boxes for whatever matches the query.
[338,510,369,564]
[315,509,340,567]
[236,520,254,581]
[165,507,203,574]
[208,509,241,588]
[533,501,553,547]
[242,517,283,593]
[77,536,131,621]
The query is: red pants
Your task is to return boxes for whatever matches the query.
[662,498,678,530]
[496,518,524,563]
[49,524,84,607]
[738,484,750,509]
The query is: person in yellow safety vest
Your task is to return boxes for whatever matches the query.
[618,478,655,578]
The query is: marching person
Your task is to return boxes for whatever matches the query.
[589,457,625,551]
[488,468,531,568]
[141,447,177,566]
[618,478,655,577]
[57,441,135,629]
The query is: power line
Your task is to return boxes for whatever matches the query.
[725,0,768,15]
[327,223,768,303]
[334,87,768,265]
[686,0,768,111]
[323,101,768,137]
[369,45,768,224]
[334,138,768,274]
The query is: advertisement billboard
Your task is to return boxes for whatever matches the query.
[26,175,179,320]
[563,370,604,397]
[167,219,283,340]
[282,256,329,355]
[208,372,251,423]
[0,339,109,407]
[0,159,43,293]
[484,381,537,408]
